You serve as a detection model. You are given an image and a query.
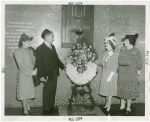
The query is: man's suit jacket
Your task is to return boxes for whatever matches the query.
[36,42,64,80]
[28,47,37,70]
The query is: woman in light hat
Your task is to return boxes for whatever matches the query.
[14,33,37,115]
[98,33,118,113]
[117,33,143,115]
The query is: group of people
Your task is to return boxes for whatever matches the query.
[14,29,65,115]
[97,33,143,115]
[14,29,143,116]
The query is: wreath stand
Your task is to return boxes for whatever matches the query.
[68,81,95,111]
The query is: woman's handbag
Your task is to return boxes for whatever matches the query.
[32,75,41,87]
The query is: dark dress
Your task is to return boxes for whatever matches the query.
[36,43,64,111]
[117,46,143,99]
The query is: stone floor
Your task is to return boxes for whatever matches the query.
[5,106,59,116]
[99,103,145,116]
[58,104,105,116]
[5,103,145,116]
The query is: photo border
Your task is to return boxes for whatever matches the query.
[1,0,149,121]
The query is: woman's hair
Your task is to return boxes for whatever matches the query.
[18,39,26,48]
[41,29,53,39]
[128,33,139,46]
[18,33,33,48]
[18,40,22,48]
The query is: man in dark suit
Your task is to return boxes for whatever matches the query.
[36,29,65,115]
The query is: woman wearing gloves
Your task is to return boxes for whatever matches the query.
[14,33,37,115]
[99,33,118,112]
[117,33,143,115]
[98,33,118,113]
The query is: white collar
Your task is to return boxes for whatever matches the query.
[108,51,114,56]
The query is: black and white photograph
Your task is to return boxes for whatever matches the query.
[1,1,149,121]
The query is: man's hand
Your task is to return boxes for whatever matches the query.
[40,76,48,82]
[32,69,37,76]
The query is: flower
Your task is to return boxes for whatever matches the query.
[89,45,92,48]
[77,43,81,49]
[65,43,98,85]
[65,62,97,85]
[72,46,75,49]
[82,43,87,50]
[86,48,90,52]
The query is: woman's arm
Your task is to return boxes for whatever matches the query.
[133,49,143,70]
[107,54,118,82]
[14,51,33,76]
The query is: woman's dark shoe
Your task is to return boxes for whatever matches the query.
[104,105,108,109]
[27,110,36,115]
[104,108,111,115]
[30,98,35,100]
[49,107,54,115]
[23,111,36,116]
[43,110,50,115]
[119,108,126,112]
[23,113,30,116]
[126,110,131,115]
[118,108,126,115]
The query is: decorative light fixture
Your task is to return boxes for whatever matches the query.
[75,29,83,38]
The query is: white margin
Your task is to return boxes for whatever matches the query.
[0,0,149,121]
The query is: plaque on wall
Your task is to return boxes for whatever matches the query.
[61,5,94,48]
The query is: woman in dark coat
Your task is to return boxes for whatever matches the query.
[117,33,143,115]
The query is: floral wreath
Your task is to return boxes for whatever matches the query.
[65,42,98,85]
